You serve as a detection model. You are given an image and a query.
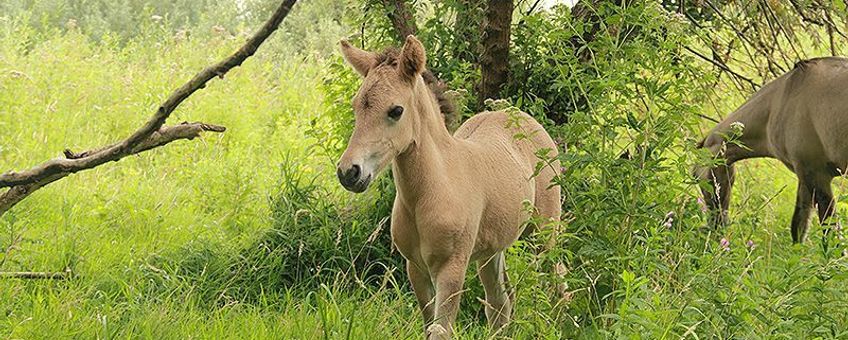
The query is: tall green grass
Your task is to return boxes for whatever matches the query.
[1,5,847,339]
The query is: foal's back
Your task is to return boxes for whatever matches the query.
[456,111,557,170]
[454,110,561,255]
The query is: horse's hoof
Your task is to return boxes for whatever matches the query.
[426,324,449,339]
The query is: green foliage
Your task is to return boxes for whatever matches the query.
[138,156,400,308]
[0,0,349,57]
[0,0,240,40]
[341,1,848,337]
[2,1,848,339]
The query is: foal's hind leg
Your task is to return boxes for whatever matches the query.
[534,173,568,301]
[477,252,512,331]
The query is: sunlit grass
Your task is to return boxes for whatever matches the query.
[1,12,847,340]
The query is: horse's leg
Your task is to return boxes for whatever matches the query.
[813,177,836,225]
[407,261,435,332]
[791,176,815,243]
[699,163,736,228]
[811,175,836,245]
[477,252,511,330]
[427,256,469,340]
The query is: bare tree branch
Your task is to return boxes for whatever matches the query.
[1,122,226,215]
[683,46,759,91]
[789,0,824,26]
[0,0,298,217]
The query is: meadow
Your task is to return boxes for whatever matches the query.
[2,1,848,339]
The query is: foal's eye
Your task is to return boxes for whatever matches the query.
[388,106,404,120]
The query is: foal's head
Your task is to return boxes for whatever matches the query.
[336,36,428,193]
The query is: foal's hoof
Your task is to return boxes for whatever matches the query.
[426,324,449,339]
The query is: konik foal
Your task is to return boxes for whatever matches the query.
[336,36,561,338]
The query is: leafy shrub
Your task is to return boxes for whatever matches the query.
[328,1,848,337]
[141,156,401,308]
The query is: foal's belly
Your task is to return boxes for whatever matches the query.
[470,203,532,261]
[390,187,534,268]
[469,179,536,261]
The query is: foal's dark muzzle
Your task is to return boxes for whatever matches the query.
[337,164,371,193]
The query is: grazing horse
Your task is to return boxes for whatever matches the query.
[697,57,848,243]
[335,35,561,338]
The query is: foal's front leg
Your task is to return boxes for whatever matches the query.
[407,261,435,330]
[791,177,815,244]
[426,255,470,340]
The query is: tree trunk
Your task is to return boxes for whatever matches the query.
[452,0,485,65]
[477,0,514,109]
[379,0,418,41]
[378,0,459,129]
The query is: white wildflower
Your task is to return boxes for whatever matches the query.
[729,121,745,136]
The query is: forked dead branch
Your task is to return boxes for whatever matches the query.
[0,0,299,218]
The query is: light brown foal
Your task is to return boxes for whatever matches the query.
[336,36,561,339]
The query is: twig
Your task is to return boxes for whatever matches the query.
[0,268,72,280]
[704,0,759,66]
[683,46,759,91]
[789,0,824,26]
[0,123,226,214]
[823,9,839,56]
[525,0,543,16]
[516,0,543,27]
[761,0,803,64]
[696,113,721,124]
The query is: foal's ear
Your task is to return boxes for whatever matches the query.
[339,39,378,77]
[399,35,426,81]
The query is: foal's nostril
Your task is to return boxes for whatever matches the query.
[348,164,361,181]
[337,164,362,187]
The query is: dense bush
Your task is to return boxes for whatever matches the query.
[333,1,848,337]
[141,156,400,307]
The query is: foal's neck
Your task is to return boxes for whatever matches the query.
[392,77,455,204]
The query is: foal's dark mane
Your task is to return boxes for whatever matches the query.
[376,48,457,127]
